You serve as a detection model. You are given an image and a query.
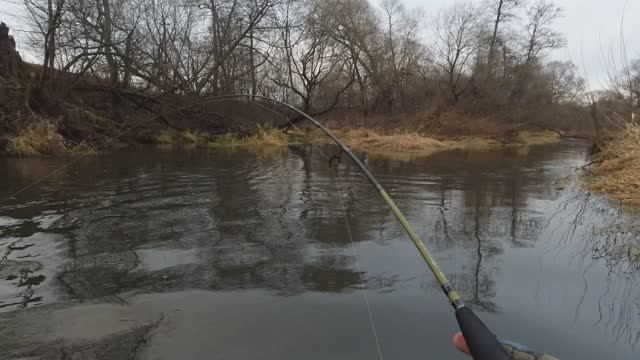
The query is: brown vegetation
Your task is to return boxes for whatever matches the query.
[589,124,640,208]
[6,117,95,156]
[152,129,208,146]
[335,126,560,157]
[6,119,66,156]
[149,125,290,149]
[2,0,639,157]
[340,128,446,154]
[210,125,289,147]
[1,1,600,147]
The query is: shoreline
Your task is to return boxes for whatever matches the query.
[2,124,565,158]
[335,128,562,159]
[583,125,640,209]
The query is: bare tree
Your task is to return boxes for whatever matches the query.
[523,0,565,65]
[485,0,521,68]
[626,60,640,107]
[272,0,354,113]
[14,0,590,135]
[24,0,67,87]
[319,0,382,114]
[195,0,278,95]
[432,2,480,103]
[611,58,640,108]
[380,0,423,111]
[545,60,582,104]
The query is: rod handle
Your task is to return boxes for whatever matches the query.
[455,306,510,360]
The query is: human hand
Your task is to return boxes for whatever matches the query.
[452,332,559,360]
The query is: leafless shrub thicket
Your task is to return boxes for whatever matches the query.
[11,0,640,134]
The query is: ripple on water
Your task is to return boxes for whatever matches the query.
[0,143,638,360]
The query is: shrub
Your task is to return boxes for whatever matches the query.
[6,118,68,156]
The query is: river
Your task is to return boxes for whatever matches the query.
[0,141,638,360]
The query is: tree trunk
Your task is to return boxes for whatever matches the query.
[38,0,67,90]
[102,0,119,87]
[525,25,537,64]
[249,28,257,96]
[122,31,134,88]
[488,0,503,69]
[590,100,602,141]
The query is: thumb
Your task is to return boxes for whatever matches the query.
[452,332,471,355]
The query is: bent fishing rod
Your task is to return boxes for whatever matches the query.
[206,94,509,360]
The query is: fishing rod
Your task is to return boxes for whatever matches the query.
[207,94,509,360]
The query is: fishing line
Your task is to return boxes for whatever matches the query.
[223,98,385,357]
[2,94,511,360]
[278,116,385,360]
[330,164,385,360]
[194,95,510,360]
[0,93,387,357]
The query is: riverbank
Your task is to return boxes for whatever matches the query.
[1,116,563,158]
[145,125,562,155]
[587,124,640,208]
[335,127,561,157]
[0,37,571,159]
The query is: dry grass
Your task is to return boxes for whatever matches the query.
[181,129,208,145]
[6,118,68,156]
[151,129,208,146]
[514,130,561,146]
[209,125,291,158]
[6,118,98,157]
[336,126,505,156]
[323,112,561,158]
[248,125,289,146]
[211,125,289,147]
[340,127,445,152]
[211,132,243,146]
[590,124,640,207]
[69,141,97,155]
[152,129,177,144]
[446,138,501,151]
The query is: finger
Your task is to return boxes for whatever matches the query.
[452,332,471,355]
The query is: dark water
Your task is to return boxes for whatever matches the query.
[0,142,638,360]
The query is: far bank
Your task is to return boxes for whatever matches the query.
[2,113,566,159]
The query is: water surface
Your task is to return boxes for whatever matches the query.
[0,141,638,359]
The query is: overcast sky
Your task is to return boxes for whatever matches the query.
[402,0,640,89]
[2,0,639,89]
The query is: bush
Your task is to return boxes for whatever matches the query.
[6,118,68,156]
[5,117,97,156]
